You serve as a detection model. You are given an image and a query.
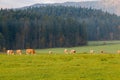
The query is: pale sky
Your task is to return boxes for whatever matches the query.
[0,0,99,9]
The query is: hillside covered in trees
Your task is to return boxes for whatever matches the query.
[0,6,120,49]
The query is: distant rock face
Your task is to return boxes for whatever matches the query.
[21,1,120,16]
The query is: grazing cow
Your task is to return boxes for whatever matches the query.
[90,50,94,54]
[16,49,22,55]
[70,49,76,54]
[100,50,104,54]
[26,49,35,55]
[7,50,14,55]
[117,50,120,54]
[64,49,69,54]
[49,51,53,54]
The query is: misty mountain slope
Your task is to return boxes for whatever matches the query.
[21,1,119,16]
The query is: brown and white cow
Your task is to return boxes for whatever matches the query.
[49,51,53,54]
[117,50,120,54]
[26,49,35,55]
[7,50,14,55]
[64,49,69,54]
[16,49,22,55]
[70,49,76,54]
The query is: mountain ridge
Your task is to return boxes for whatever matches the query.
[20,1,119,16]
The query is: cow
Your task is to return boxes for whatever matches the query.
[70,49,76,54]
[7,50,14,55]
[49,51,53,54]
[64,49,69,54]
[117,50,120,54]
[100,50,104,54]
[90,50,94,54]
[16,49,22,55]
[26,49,35,55]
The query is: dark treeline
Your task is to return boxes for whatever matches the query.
[0,6,120,50]
[0,7,87,49]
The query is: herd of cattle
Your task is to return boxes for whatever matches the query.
[48,49,76,54]
[6,48,120,55]
[6,49,76,55]
[7,49,35,55]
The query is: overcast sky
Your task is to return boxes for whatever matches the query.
[0,0,99,9]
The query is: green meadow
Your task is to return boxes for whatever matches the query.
[36,40,120,54]
[1,41,120,80]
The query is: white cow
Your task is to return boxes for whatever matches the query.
[70,49,76,54]
[7,50,14,55]
[64,49,69,54]
[49,51,53,54]
[90,50,94,54]
[16,49,22,55]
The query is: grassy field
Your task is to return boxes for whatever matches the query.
[1,41,120,80]
[36,40,120,54]
[0,54,120,80]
